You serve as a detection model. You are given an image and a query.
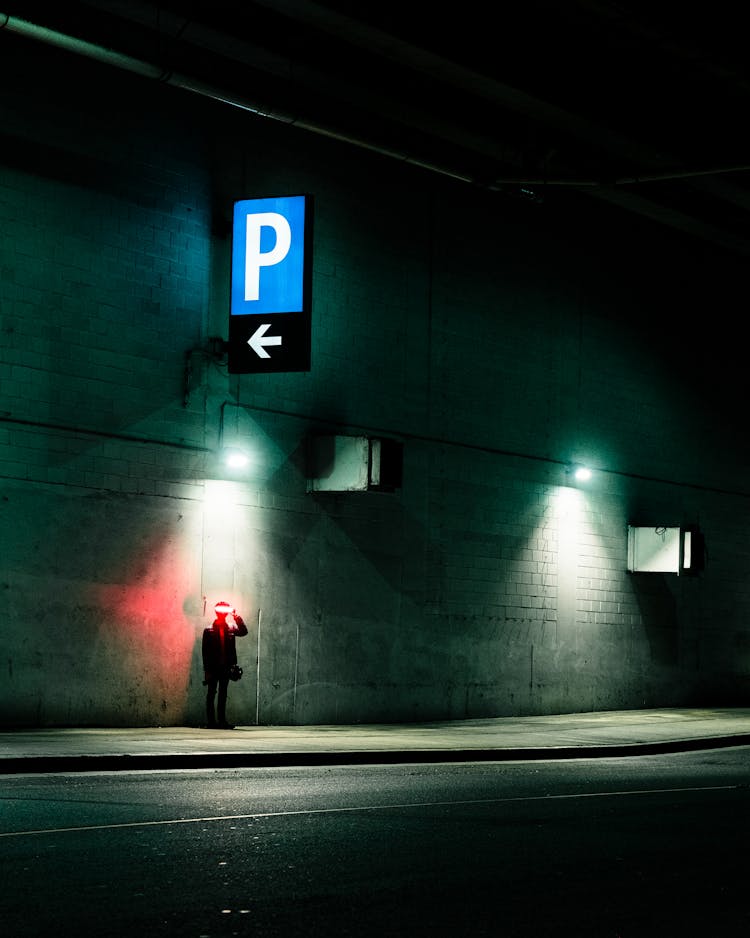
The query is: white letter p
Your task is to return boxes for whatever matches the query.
[244,212,292,301]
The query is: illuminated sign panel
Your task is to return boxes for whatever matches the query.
[229,195,312,373]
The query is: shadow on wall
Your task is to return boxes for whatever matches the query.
[630,573,680,665]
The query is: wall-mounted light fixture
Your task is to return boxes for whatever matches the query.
[222,447,249,469]
[566,463,592,484]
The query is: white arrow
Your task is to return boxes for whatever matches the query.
[247,323,282,359]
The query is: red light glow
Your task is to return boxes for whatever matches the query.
[94,527,198,724]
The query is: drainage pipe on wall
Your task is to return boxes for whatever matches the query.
[255,608,262,726]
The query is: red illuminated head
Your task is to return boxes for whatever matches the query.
[214,601,233,618]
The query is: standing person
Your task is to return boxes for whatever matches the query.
[202,600,248,729]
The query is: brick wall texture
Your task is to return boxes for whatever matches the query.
[2,33,749,726]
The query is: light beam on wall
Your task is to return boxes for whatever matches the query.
[218,401,252,473]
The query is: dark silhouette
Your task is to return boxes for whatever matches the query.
[202,601,248,729]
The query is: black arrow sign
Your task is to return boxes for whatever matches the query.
[228,311,311,374]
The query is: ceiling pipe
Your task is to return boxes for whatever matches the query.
[2,10,749,254]
[0,12,475,185]
[1,11,168,79]
[3,10,746,192]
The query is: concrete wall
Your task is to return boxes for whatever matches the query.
[2,33,749,727]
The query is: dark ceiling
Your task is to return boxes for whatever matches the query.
[5,0,750,257]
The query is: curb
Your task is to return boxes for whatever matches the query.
[3,733,750,774]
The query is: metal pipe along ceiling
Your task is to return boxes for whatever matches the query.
[4,9,750,256]
[0,12,474,184]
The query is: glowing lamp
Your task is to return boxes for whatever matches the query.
[566,463,593,485]
[223,447,249,469]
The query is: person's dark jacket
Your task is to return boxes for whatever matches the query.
[202,616,248,681]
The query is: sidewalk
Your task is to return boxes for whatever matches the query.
[3,707,750,774]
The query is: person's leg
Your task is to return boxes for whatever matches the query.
[206,680,218,727]
[217,676,231,727]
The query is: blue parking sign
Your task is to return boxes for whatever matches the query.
[229,194,312,374]
[231,195,308,315]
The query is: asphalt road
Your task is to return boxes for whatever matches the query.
[3,748,750,937]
